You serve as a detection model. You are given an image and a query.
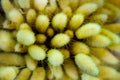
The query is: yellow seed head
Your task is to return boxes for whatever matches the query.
[36,34,47,44]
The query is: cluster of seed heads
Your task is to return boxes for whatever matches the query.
[0,0,120,80]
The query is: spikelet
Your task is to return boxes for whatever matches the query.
[75,3,98,16]
[49,64,64,79]
[51,33,70,48]
[17,0,31,9]
[68,14,84,31]
[47,49,64,66]
[63,59,79,80]
[25,55,38,71]
[17,29,36,46]
[14,43,28,53]
[79,0,104,7]
[86,34,111,48]
[103,23,120,33]
[81,73,100,80]
[70,41,90,55]
[0,66,19,80]
[64,30,74,39]
[35,15,50,33]
[108,44,120,54]
[98,65,120,80]
[1,0,14,13]
[0,30,16,52]
[36,34,47,44]
[75,23,101,39]
[26,9,37,25]
[15,68,31,80]
[52,13,67,31]
[46,27,54,37]
[34,0,48,12]
[101,28,120,44]
[28,45,46,61]
[0,53,25,66]
[30,67,46,80]
[59,48,70,59]
[75,54,99,76]
[91,48,119,65]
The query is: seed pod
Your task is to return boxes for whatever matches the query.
[14,43,28,53]
[0,53,25,66]
[75,3,98,16]
[101,28,120,44]
[18,0,31,9]
[69,0,80,10]
[46,66,54,80]
[36,34,47,44]
[30,67,46,80]
[70,41,90,55]
[34,0,48,12]
[25,55,38,71]
[90,55,101,65]
[52,13,67,31]
[1,0,14,14]
[51,33,70,48]
[26,9,36,25]
[28,45,46,61]
[86,34,111,48]
[68,14,84,31]
[91,48,119,65]
[103,23,120,33]
[79,0,104,7]
[59,49,70,59]
[75,54,99,76]
[0,66,19,80]
[35,15,50,33]
[17,29,36,46]
[108,44,120,54]
[3,20,16,29]
[0,30,16,52]
[7,9,24,26]
[81,73,100,80]
[62,6,72,18]
[90,14,108,24]
[64,29,74,38]
[47,49,64,66]
[49,65,64,79]
[15,68,32,80]
[63,59,79,80]
[44,0,58,18]
[75,23,101,39]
